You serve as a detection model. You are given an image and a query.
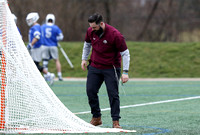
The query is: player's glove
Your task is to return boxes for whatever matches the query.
[27,43,33,51]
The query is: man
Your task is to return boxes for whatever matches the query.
[81,13,130,128]
[26,12,55,85]
[41,14,64,81]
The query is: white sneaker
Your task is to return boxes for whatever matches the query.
[49,73,55,86]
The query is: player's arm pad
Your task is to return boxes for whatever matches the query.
[82,41,91,60]
[120,49,130,71]
[57,33,64,41]
[34,31,40,40]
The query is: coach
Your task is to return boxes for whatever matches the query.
[81,13,130,128]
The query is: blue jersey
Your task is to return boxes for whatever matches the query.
[28,24,42,48]
[41,24,62,46]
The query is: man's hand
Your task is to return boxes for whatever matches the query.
[81,60,87,71]
[121,73,129,83]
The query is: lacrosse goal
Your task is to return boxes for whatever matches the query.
[0,0,136,133]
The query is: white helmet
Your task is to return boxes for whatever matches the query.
[26,12,39,26]
[12,14,17,24]
[46,14,55,24]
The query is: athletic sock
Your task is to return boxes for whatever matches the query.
[47,72,51,76]
[57,72,62,78]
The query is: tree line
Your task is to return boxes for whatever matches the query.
[9,0,200,42]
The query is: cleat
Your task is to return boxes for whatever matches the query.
[58,77,63,81]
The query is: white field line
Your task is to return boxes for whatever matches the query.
[62,78,200,81]
[74,96,200,115]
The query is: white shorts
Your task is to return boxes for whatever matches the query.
[30,47,43,62]
[42,46,58,60]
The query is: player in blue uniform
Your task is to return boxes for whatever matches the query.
[26,12,55,85]
[41,14,64,81]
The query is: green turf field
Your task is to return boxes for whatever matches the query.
[47,79,200,135]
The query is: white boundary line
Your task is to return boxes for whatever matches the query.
[74,96,200,115]
[61,78,200,81]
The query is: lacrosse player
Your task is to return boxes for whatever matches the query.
[41,14,64,81]
[26,12,55,85]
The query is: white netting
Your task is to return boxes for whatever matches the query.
[0,0,136,134]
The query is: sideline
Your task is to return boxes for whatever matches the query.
[74,96,200,115]
[61,77,200,81]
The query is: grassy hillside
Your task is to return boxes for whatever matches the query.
[47,42,200,78]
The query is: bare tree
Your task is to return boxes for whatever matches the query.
[137,0,160,40]
[8,0,200,42]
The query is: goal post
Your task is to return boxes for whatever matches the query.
[0,0,136,134]
[0,0,7,130]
